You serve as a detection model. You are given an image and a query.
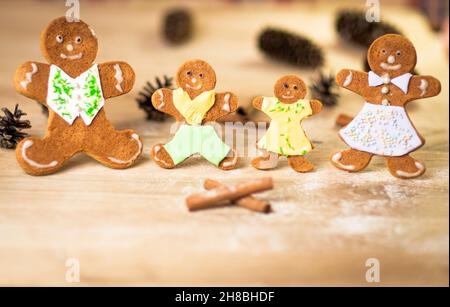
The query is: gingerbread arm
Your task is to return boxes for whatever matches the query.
[98,61,135,99]
[203,92,239,122]
[151,88,185,122]
[252,96,264,111]
[309,99,323,115]
[14,61,50,104]
[336,69,369,96]
[405,75,441,103]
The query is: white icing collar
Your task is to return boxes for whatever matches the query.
[368,71,412,94]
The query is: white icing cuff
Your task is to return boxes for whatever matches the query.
[332,152,356,171]
[396,162,425,178]
[20,63,38,90]
[114,64,124,93]
[22,140,58,169]
[108,134,141,164]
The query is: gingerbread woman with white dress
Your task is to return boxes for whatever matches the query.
[331,34,441,179]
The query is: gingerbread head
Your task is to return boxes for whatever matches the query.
[176,59,217,99]
[367,34,417,79]
[41,17,98,77]
[274,75,307,104]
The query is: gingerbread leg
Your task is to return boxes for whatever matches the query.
[251,149,279,170]
[287,155,314,173]
[15,134,79,176]
[218,149,239,171]
[85,129,143,169]
[385,155,426,179]
[151,143,176,169]
[330,148,373,172]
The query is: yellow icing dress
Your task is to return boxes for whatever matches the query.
[257,97,313,156]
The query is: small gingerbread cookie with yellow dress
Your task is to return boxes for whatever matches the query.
[252,75,322,172]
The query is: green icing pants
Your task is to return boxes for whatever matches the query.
[164,124,230,166]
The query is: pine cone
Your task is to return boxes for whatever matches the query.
[0,104,31,149]
[336,10,401,47]
[136,76,174,121]
[163,9,193,45]
[309,72,340,107]
[258,28,324,68]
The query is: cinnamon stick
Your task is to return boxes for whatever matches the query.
[186,177,273,212]
[204,179,271,213]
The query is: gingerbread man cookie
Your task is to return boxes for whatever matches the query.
[251,75,322,172]
[332,34,441,179]
[150,59,239,170]
[14,17,142,176]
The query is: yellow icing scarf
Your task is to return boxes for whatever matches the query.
[173,88,216,125]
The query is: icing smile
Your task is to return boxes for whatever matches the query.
[380,62,402,70]
[186,83,202,90]
[282,95,294,99]
[60,52,83,60]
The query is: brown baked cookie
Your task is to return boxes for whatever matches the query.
[14,17,142,176]
[332,34,441,179]
[150,59,239,170]
[251,75,322,173]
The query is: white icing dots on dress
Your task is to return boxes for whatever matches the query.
[343,71,353,87]
[419,79,428,97]
[113,64,124,93]
[21,140,58,169]
[20,63,38,90]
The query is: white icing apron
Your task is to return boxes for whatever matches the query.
[340,103,422,156]
[46,64,105,125]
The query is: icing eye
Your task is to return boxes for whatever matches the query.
[283,83,289,89]
[75,36,82,44]
[293,85,299,90]
[396,50,401,56]
[381,49,386,54]
[56,35,64,43]
[186,71,192,76]
[199,73,204,78]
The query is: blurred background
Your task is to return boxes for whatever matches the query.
[0,0,448,286]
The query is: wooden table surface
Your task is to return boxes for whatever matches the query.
[0,0,448,286]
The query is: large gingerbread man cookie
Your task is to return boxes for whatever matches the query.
[150,59,239,170]
[14,17,142,176]
[251,75,322,173]
[331,34,441,179]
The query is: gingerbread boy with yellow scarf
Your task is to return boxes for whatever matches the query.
[150,59,239,170]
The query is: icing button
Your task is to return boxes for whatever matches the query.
[381,86,389,94]
[382,99,390,106]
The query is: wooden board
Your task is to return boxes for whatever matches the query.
[0,0,448,286]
